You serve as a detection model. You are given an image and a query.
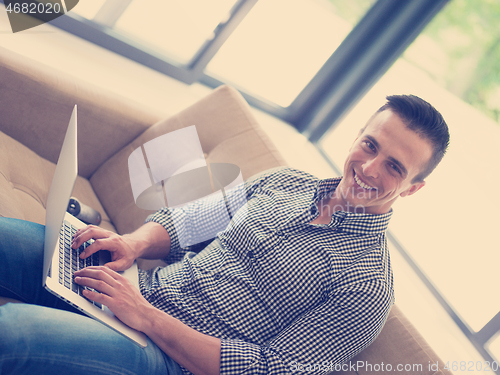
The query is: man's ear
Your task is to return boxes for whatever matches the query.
[400,181,426,198]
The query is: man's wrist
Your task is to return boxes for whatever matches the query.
[126,222,171,260]
[139,306,221,375]
[122,233,150,260]
[136,303,162,334]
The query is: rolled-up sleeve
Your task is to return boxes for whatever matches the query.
[145,207,185,263]
[145,167,285,262]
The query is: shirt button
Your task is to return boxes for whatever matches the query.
[248,251,254,258]
[214,273,221,279]
[180,286,187,293]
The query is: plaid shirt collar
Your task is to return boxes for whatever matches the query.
[312,176,393,236]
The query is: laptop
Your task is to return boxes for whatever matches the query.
[42,105,148,348]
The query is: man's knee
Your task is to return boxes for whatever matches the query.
[0,217,45,254]
[0,303,105,372]
[0,303,163,375]
[0,303,28,353]
[0,218,46,299]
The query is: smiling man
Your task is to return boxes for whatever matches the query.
[0,95,449,375]
[313,96,448,223]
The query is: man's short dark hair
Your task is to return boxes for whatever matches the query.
[373,95,450,182]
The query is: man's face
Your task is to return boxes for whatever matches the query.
[336,110,433,215]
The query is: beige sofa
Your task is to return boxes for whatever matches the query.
[0,46,452,375]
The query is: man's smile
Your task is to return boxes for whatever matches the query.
[353,170,377,191]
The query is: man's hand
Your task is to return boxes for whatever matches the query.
[74,265,221,375]
[74,266,154,332]
[72,226,141,272]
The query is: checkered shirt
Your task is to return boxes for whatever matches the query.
[140,167,394,375]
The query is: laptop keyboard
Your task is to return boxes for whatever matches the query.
[58,220,102,309]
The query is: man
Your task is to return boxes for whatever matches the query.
[0,95,449,375]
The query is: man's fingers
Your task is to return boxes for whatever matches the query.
[75,275,115,297]
[72,225,111,249]
[105,259,129,272]
[98,265,126,281]
[81,288,111,306]
[76,265,123,281]
[77,237,110,259]
[74,266,120,287]
[71,225,98,247]
[77,234,122,260]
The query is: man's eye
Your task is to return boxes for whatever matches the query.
[363,141,376,152]
[389,163,401,175]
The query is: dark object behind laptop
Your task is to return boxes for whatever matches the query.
[67,197,101,226]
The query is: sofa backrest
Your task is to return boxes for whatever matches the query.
[0,46,161,179]
[90,85,286,235]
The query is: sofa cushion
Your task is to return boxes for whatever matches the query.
[90,85,286,235]
[0,130,115,232]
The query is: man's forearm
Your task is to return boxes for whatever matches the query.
[140,304,221,375]
[125,222,220,373]
[124,222,172,260]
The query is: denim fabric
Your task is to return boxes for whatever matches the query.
[0,217,182,375]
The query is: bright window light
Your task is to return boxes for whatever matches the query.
[114,0,238,63]
[206,0,355,107]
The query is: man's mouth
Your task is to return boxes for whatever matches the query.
[354,171,377,190]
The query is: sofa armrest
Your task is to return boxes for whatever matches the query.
[329,305,453,375]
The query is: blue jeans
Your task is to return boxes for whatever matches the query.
[0,217,183,375]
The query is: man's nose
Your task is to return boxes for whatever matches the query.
[362,157,381,178]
